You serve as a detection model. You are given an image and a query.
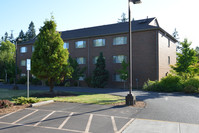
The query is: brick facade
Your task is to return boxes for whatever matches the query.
[17,18,177,88]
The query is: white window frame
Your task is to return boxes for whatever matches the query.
[113,74,123,82]
[21,73,26,77]
[20,47,27,53]
[113,36,127,45]
[32,46,35,52]
[21,60,26,66]
[93,39,105,47]
[76,57,86,64]
[113,55,127,63]
[75,41,86,48]
[63,42,69,49]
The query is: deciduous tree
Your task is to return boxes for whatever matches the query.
[31,17,72,92]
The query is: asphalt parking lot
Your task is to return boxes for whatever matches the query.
[0,102,142,133]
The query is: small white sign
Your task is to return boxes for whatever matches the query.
[27,59,31,70]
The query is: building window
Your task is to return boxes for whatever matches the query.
[168,39,170,47]
[32,46,35,52]
[76,57,86,64]
[21,73,26,77]
[75,41,86,48]
[113,37,127,45]
[21,60,26,66]
[93,56,99,64]
[113,55,127,63]
[63,42,69,49]
[113,74,123,82]
[93,39,105,47]
[168,56,170,65]
[20,47,27,53]
[79,74,85,81]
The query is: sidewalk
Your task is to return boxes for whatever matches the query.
[123,118,199,133]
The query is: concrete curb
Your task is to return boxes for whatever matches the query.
[31,100,54,107]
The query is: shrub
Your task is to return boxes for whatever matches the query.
[143,80,161,91]
[17,77,27,84]
[31,78,42,85]
[184,78,199,93]
[85,76,92,87]
[159,74,183,92]
[0,100,13,108]
[143,75,183,92]
[13,97,39,105]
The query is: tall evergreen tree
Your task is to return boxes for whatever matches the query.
[118,13,128,23]
[4,32,8,41]
[17,30,27,43]
[92,52,109,88]
[26,21,36,41]
[31,17,72,92]
[172,28,180,52]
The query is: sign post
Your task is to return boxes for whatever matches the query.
[27,59,31,98]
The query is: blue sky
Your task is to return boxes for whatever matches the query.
[0,0,198,48]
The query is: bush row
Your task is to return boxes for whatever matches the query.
[0,100,13,108]
[143,74,199,93]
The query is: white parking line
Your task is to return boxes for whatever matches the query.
[111,116,118,133]
[0,109,23,119]
[118,118,135,133]
[34,111,55,126]
[58,112,74,129]
[85,114,93,133]
[12,110,38,124]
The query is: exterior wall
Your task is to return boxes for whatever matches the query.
[16,29,175,88]
[17,44,33,77]
[158,31,176,80]
[132,30,158,87]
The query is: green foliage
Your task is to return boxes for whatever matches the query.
[31,16,72,92]
[117,60,128,89]
[171,39,198,79]
[13,97,39,105]
[92,52,109,88]
[118,13,128,23]
[0,40,16,82]
[85,76,92,87]
[143,75,183,92]
[25,21,36,41]
[0,100,13,108]
[68,56,86,86]
[184,78,199,93]
[17,76,27,84]
[195,46,199,61]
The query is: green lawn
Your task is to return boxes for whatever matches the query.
[38,94,125,105]
[0,88,125,105]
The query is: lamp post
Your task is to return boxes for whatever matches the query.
[13,38,22,90]
[126,0,142,105]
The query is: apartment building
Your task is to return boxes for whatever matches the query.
[17,17,177,88]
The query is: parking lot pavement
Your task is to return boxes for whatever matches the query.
[0,102,139,133]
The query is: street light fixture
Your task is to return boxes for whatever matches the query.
[13,38,22,90]
[126,0,142,105]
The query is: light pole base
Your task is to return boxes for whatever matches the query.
[125,94,136,105]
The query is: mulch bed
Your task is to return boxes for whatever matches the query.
[111,101,146,108]
[0,104,30,116]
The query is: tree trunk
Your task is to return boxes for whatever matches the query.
[48,79,54,92]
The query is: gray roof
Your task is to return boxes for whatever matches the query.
[60,17,157,40]
[19,17,177,45]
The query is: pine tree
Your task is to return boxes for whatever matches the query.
[118,13,128,23]
[26,21,36,41]
[4,32,8,41]
[92,52,109,88]
[31,16,72,92]
[18,30,25,42]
